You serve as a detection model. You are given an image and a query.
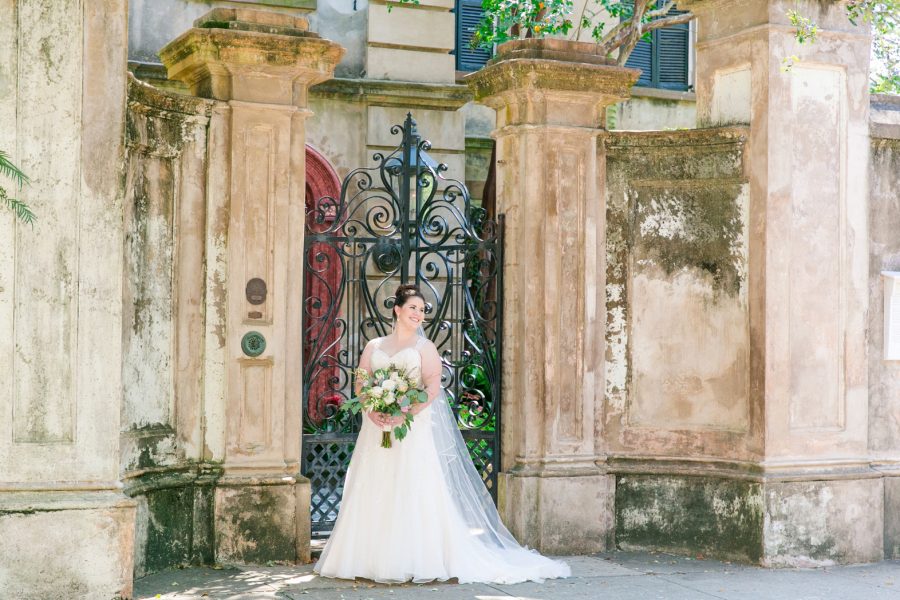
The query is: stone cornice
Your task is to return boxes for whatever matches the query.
[608,455,886,483]
[160,28,343,82]
[126,72,217,118]
[310,77,472,110]
[159,9,344,101]
[465,39,640,127]
[630,85,696,103]
[605,126,749,148]
[467,58,639,106]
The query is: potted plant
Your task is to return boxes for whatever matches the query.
[473,0,693,66]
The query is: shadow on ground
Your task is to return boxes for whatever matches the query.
[134,551,900,600]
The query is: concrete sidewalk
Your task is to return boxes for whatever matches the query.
[134,551,900,600]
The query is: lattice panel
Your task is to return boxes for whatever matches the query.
[465,437,495,492]
[306,441,355,533]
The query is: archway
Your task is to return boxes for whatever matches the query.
[303,146,342,427]
[300,116,503,537]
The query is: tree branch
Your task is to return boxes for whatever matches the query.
[615,0,652,65]
[597,19,631,51]
[644,11,694,31]
[646,0,677,20]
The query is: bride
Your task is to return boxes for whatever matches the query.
[314,284,571,584]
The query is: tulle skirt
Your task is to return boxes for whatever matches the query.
[314,405,571,584]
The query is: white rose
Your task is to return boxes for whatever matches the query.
[396,380,409,393]
[389,371,400,381]
[384,392,396,405]
[369,386,384,398]
[381,379,397,392]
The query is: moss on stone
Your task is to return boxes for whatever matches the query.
[126,466,222,577]
[605,128,748,298]
[634,184,745,296]
[216,485,297,564]
[616,474,765,563]
[144,487,194,573]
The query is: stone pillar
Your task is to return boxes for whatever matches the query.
[161,9,343,564]
[466,39,638,554]
[0,1,136,597]
[682,0,878,565]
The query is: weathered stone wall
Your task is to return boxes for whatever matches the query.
[123,76,222,577]
[868,94,900,559]
[605,127,754,461]
[604,127,766,562]
[0,1,136,597]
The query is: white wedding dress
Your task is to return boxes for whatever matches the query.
[314,337,570,584]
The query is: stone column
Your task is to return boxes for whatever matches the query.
[161,9,343,564]
[0,1,136,597]
[466,39,638,554]
[683,0,879,565]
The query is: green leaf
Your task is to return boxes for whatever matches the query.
[0,151,29,188]
[0,186,35,226]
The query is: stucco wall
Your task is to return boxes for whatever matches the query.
[123,76,220,577]
[868,94,900,559]
[0,1,136,597]
[869,95,900,459]
[605,127,756,462]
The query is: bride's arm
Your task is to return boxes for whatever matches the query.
[409,341,442,417]
[356,340,376,395]
[357,340,388,427]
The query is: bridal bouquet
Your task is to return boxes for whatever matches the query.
[342,366,428,448]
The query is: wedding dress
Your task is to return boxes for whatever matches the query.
[314,336,571,584]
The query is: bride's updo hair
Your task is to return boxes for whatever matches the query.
[393,284,425,309]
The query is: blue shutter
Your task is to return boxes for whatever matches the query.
[623,2,690,91]
[657,6,689,90]
[456,0,491,72]
[625,39,653,87]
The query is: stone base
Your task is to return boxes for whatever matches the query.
[762,478,883,567]
[0,490,136,599]
[214,476,311,564]
[884,475,900,559]
[500,471,614,554]
[616,474,765,562]
[126,467,220,577]
[615,473,884,566]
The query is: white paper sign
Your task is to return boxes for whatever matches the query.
[883,272,900,360]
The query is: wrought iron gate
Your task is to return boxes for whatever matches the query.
[301,114,504,536]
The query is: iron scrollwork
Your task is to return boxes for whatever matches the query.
[301,114,504,536]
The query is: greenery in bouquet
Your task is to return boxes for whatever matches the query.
[342,366,429,448]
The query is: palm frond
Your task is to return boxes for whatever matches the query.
[0,185,36,226]
[0,150,30,188]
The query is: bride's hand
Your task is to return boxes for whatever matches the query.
[367,411,404,428]
[366,412,387,427]
[366,410,408,428]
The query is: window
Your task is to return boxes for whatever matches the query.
[625,5,691,91]
[455,0,492,72]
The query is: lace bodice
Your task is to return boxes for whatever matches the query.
[369,341,422,383]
